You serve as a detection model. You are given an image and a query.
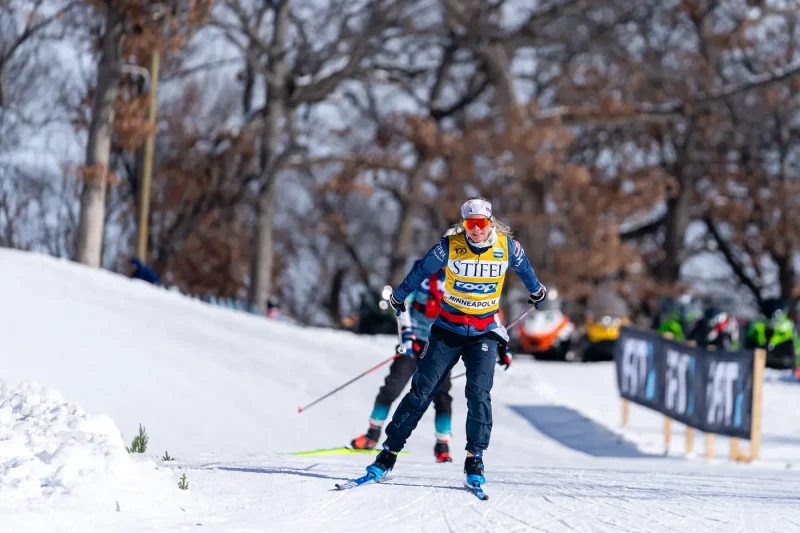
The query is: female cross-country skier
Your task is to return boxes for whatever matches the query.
[349,260,514,463]
[362,197,547,491]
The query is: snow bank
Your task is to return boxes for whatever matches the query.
[0,379,171,500]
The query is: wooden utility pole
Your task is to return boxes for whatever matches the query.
[136,49,160,261]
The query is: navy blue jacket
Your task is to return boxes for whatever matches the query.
[130,258,161,285]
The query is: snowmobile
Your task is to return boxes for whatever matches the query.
[689,306,740,351]
[654,294,704,342]
[581,314,630,361]
[578,287,630,362]
[744,300,800,370]
[516,289,576,360]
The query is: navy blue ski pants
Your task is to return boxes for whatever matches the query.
[384,324,498,455]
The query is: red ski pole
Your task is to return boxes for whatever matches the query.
[297,354,398,413]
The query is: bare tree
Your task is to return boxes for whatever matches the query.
[213,0,412,312]
[75,2,124,266]
[0,1,80,109]
[0,1,85,258]
[73,0,213,267]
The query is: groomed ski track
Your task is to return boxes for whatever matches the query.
[173,454,800,533]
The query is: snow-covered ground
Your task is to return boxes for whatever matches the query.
[2,248,800,532]
[0,379,192,533]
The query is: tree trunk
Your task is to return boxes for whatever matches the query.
[776,252,795,306]
[249,182,279,311]
[324,265,347,326]
[481,42,548,271]
[389,160,430,287]
[657,130,693,284]
[519,177,547,272]
[76,5,123,267]
[657,188,691,283]
[247,0,289,313]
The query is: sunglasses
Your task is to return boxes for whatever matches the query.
[462,217,492,230]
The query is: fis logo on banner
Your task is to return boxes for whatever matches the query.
[665,348,696,417]
[453,280,498,294]
[706,361,744,428]
[493,247,504,258]
[619,337,655,401]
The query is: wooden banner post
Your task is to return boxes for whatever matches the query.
[747,348,767,462]
[622,398,630,427]
[664,417,672,453]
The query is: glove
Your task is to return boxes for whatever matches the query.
[397,328,415,355]
[527,285,547,309]
[497,347,512,370]
[389,294,406,316]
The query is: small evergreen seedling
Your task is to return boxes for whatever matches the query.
[178,473,189,490]
[126,424,149,453]
[162,451,174,461]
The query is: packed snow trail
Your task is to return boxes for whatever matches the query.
[3,249,800,532]
[8,446,800,533]
[185,454,800,533]
[15,452,800,533]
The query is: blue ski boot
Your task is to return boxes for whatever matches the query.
[366,445,397,480]
[464,453,485,485]
[464,453,488,500]
[334,446,397,491]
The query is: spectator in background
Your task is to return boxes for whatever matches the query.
[266,296,281,319]
[129,257,160,286]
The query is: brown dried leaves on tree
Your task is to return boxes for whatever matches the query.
[73,0,213,182]
[146,83,257,296]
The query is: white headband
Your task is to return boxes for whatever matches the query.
[461,198,492,220]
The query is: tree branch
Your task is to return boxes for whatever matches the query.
[1,1,81,65]
[527,60,800,127]
[619,213,666,240]
[516,0,594,37]
[703,216,764,307]
[431,74,490,120]
[162,57,242,82]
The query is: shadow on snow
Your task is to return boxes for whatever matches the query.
[507,404,658,459]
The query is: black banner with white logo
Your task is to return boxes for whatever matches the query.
[614,327,754,439]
